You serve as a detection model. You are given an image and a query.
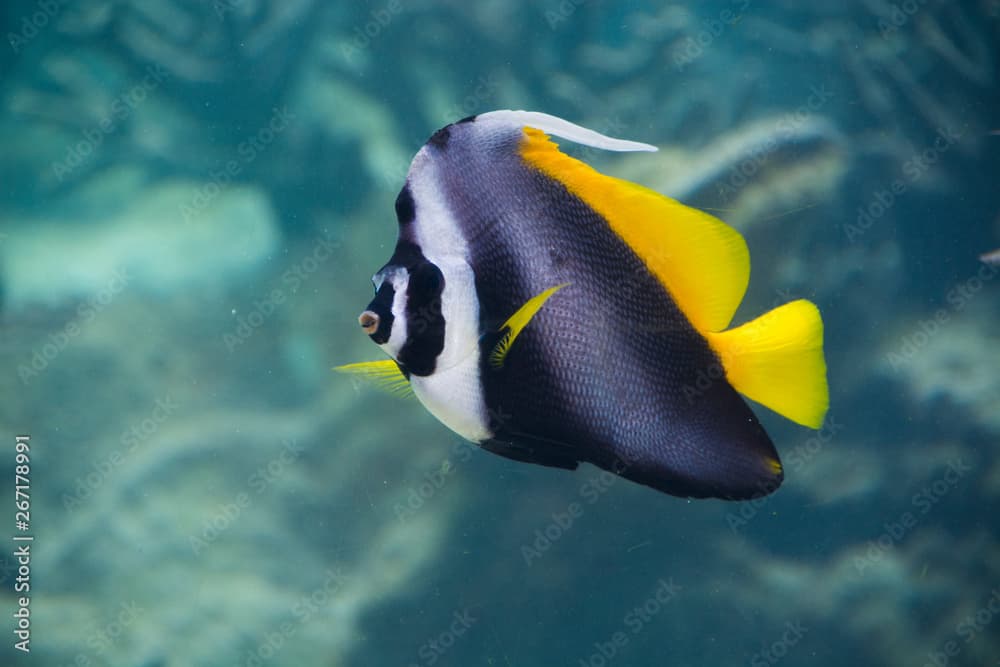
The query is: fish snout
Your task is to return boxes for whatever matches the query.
[359,310,380,335]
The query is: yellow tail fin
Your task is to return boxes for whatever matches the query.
[705,299,828,429]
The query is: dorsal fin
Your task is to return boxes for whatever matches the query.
[476,110,658,153]
[518,127,750,333]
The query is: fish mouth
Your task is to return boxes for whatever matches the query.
[358,310,380,335]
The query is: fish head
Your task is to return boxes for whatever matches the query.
[358,245,446,376]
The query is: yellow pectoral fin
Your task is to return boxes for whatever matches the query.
[705,299,828,429]
[333,359,413,398]
[490,283,569,368]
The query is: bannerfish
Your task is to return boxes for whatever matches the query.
[338,110,828,500]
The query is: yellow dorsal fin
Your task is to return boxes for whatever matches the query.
[519,127,749,333]
[490,283,569,368]
[334,360,413,398]
[705,299,828,428]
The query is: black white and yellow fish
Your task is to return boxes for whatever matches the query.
[338,110,828,500]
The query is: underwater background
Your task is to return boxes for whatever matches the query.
[1,0,999,665]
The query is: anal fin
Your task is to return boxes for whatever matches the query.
[481,432,580,471]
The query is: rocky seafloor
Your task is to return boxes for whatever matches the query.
[1,1,998,665]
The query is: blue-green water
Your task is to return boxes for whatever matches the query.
[1,1,998,665]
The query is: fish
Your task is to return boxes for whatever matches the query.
[338,110,828,500]
[980,248,1000,266]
